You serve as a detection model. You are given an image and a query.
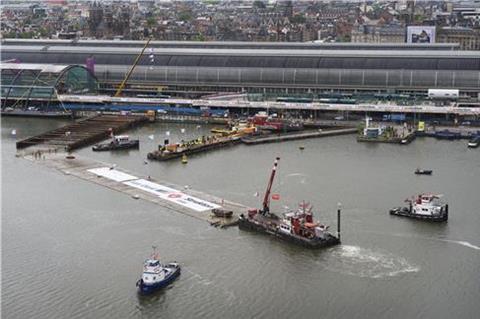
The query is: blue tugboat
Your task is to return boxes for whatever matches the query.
[136,247,181,295]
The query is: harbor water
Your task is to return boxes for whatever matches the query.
[2,117,480,319]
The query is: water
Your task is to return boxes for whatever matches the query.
[2,117,480,319]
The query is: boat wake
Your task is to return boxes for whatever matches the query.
[438,239,480,251]
[183,269,236,304]
[285,173,307,177]
[280,173,308,185]
[323,245,419,279]
[363,230,480,252]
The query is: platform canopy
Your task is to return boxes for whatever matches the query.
[1,62,98,110]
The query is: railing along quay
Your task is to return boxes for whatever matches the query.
[58,94,480,116]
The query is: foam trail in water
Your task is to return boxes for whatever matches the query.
[439,239,480,251]
[183,269,213,286]
[323,245,419,279]
[362,230,480,252]
[183,269,236,303]
[286,173,307,177]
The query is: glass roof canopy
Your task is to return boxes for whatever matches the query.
[1,63,98,110]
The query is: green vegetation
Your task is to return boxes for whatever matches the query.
[178,11,193,22]
[194,34,206,41]
[414,14,426,22]
[253,1,266,9]
[336,35,351,42]
[146,17,156,27]
[290,14,306,24]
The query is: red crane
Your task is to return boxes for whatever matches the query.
[261,157,280,215]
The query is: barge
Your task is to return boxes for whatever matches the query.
[357,116,415,144]
[434,130,462,140]
[250,112,304,132]
[238,157,341,248]
[147,135,240,161]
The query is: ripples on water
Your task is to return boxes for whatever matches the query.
[3,118,480,319]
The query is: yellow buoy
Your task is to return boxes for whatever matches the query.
[181,154,188,164]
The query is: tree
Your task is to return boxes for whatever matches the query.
[3,31,17,38]
[19,31,35,39]
[178,11,193,22]
[290,14,306,24]
[146,17,156,27]
[194,34,206,41]
[38,27,49,37]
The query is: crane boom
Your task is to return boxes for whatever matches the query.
[262,157,280,214]
[114,38,152,97]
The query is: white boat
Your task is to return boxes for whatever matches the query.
[390,194,448,222]
[92,135,139,151]
[136,247,181,294]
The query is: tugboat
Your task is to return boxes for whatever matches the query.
[390,194,448,222]
[92,135,139,151]
[414,168,432,175]
[238,157,341,248]
[136,246,181,295]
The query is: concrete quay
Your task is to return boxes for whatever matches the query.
[20,150,246,228]
[241,127,357,145]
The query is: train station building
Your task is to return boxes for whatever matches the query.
[1,40,479,101]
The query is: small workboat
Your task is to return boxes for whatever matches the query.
[181,154,188,164]
[415,169,432,175]
[92,135,139,151]
[390,194,448,222]
[468,136,480,148]
[212,208,233,218]
[136,247,181,295]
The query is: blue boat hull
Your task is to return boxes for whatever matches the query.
[137,267,181,295]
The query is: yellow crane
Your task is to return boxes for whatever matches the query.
[114,38,152,97]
